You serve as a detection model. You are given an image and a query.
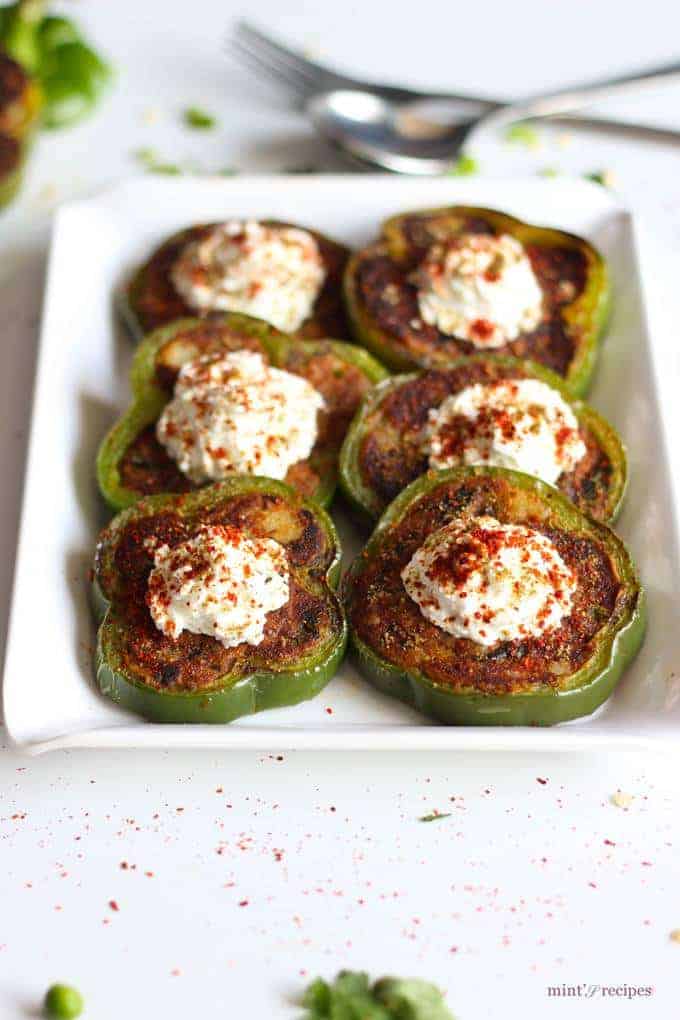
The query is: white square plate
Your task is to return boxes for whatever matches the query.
[4,175,679,754]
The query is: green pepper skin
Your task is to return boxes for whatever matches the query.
[94,477,347,724]
[97,313,388,512]
[344,466,645,726]
[339,354,627,525]
[343,206,611,396]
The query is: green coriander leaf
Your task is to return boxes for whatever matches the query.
[300,972,456,1020]
[447,153,478,177]
[374,977,456,1020]
[150,163,183,175]
[132,146,157,166]
[183,106,217,129]
[584,169,615,188]
[419,812,451,822]
[504,121,540,148]
[538,166,560,177]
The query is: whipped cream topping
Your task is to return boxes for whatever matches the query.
[147,524,289,649]
[411,232,543,348]
[401,515,576,647]
[156,349,325,484]
[171,220,326,332]
[427,378,586,485]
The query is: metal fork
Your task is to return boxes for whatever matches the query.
[231,20,496,112]
[231,19,680,147]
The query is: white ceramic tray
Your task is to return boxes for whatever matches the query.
[4,175,679,754]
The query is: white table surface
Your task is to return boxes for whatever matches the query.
[1,1,680,1017]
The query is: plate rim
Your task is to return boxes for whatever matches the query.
[3,174,678,754]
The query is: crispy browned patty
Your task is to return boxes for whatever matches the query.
[0,53,28,113]
[119,324,372,499]
[356,212,587,374]
[358,361,613,519]
[346,474,622,695]
[101,491,338,691]
[128,223,350,339]
[0,133,20,176]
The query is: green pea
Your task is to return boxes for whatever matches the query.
[43,983,84,1019]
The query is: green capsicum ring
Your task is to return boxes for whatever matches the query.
[343,466,645,727]
[119,221,350,343]
[339,353,627,525]
[343,205,611,396]
[0,51,41,209]
[94,476,347,724]
[1,2,112,130]
[96,313,387,512]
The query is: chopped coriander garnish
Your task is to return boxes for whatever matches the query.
[538,166,560,177]
[151,163,183,175]
[301,971,455,1020]
[183,106,217,129]
[584,169,615,188]
[132,148,183,175]
[132,146,157,167]
[447,153,478,177]
[505,121,540,148]
[419,812,451,822]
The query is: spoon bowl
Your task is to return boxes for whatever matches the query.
[307,89,495,174]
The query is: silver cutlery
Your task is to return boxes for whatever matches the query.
[231,20,680,174]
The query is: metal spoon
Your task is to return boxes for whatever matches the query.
[308,61,680,174]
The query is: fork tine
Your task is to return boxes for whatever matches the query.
[229,37,315,104]
[234,20,348,93]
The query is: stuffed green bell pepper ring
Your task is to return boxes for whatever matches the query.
[93,477,347,724]
[339,354,627,525]
[343,466,644,726]
[0,50,41,208]
[0,3,111,129]
[343,205,610,395]
[96,313,387,512]
[120,221,351,343]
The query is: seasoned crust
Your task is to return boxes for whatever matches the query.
[357,359,615,521]
[98,490,340,691]
[118,320,373,501]
[345,473,627,695]
[0,133,20,176]
[355,238,586,377]
[0,52,29,127]
[126,222,350,340]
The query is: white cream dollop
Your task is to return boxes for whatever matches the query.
[427,378,586,485]
[401,515,576,647]
[411,232,543,348]
[156,349,325,484]
[171,220,326,332]
[146,524,289,649]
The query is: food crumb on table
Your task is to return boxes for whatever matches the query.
[611,790,634,808]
